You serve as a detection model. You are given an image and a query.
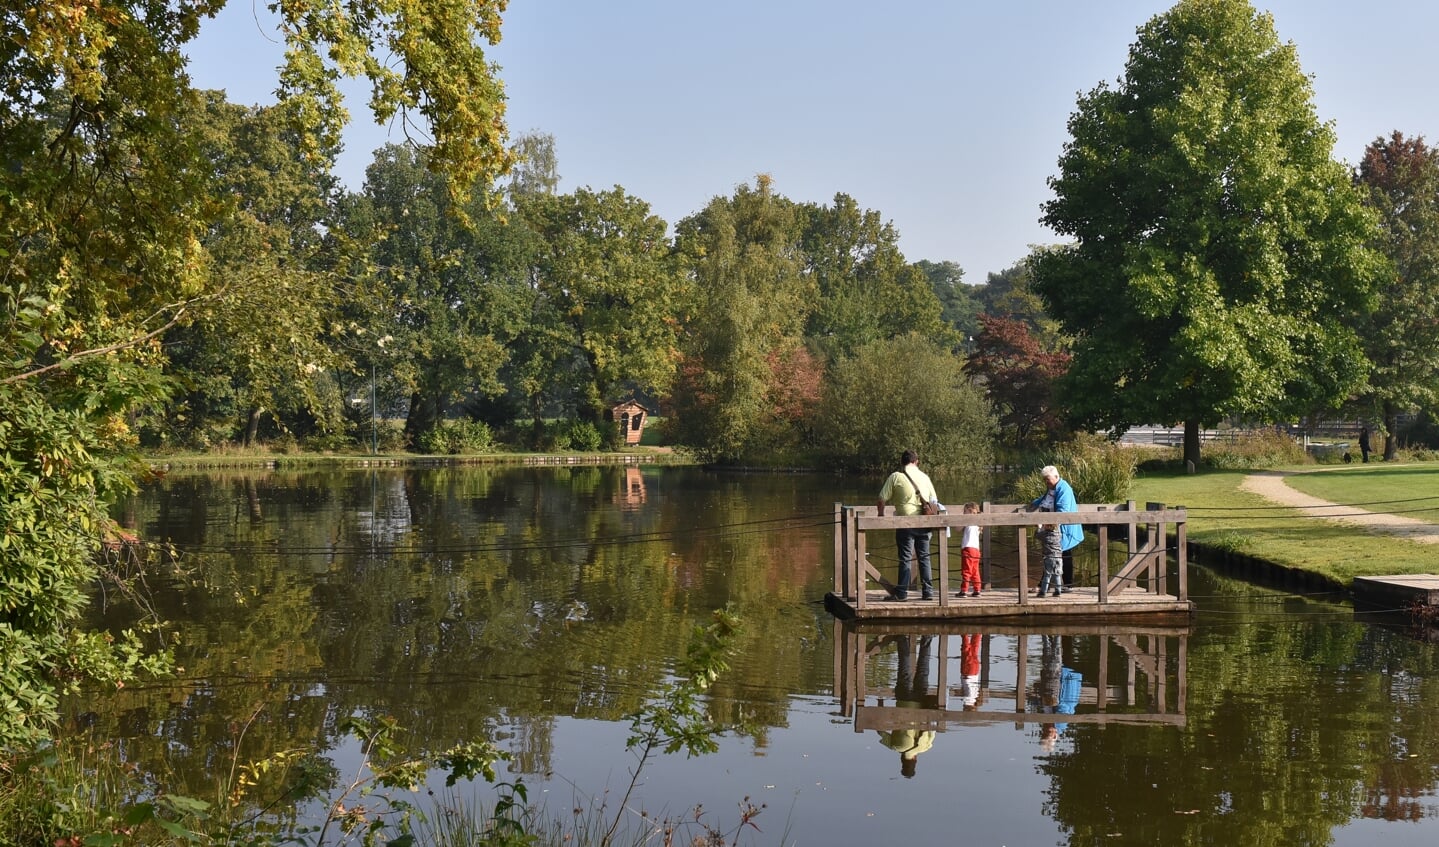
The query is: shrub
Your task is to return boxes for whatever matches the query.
[417,419,494,455]
[302,431,357,453]
[1011,434,1140,504]
[1203,430,1307,469]
[565,419,603,451]
[539,419,603,452]
[815,334,997,474]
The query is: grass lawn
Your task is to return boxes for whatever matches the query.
[1130,464,1439,586]
[1280,463,1439,522]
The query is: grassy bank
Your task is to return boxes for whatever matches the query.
[145,445,693,469]
[1130,463,1439,585]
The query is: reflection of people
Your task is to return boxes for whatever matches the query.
[879,634,935,776]
[959,502,983,597]
[877,450,939,601]
[1359,427,1372,463]
[1030,465,1083,591]
[958,633,982,709]
[1030,635,1080,748]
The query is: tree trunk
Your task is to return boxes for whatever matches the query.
[528,395,545,449]
[243,406,263,447]
[1383,402,1399,461]
[404,390,440,450]
[1183,419,1201,471]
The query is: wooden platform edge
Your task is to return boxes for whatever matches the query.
[1352,574,1439,609]
[824,591,1194,623]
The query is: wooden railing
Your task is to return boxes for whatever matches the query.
[833,501,1188,609]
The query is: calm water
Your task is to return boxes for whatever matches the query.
[77,465,1439,845]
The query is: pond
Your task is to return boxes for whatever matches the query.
[77,464,1439,845]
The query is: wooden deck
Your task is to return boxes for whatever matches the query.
[826,585,1193,622]
[1352,574,1439,610]
[830,500,1195,621]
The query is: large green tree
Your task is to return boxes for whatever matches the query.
[156,93,343,448]
[1354,132,1439,461]
[0,0,513,748]
[1032,0,1381,467]
[518,186,683,440]
[341,144,531,446]
[669,177,813,462]
[799,194,953,358]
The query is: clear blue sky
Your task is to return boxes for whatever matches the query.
[187,1,1439,280]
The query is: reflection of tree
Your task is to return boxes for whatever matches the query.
[1037,605,1439,844]
[85,465,843,793]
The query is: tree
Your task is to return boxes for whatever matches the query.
[816,335,996,473]
[915,259,981,341]
[342,144,530,447]
[518,186,683,440]
[508,130,561,201]
[669,177,812,462]
[965,314,1072,444]
[155,93,344,448]
[798,194,953,358]
[1031,0,1381,467]
[1354,132,1439,461]
[975,255,1061,343]
[0,0,514,747]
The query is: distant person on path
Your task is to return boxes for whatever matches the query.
[959,502,983,597]
[1359,427,1372,463]
[877,450,939,601]
[879,634,936,777]
[1030,465,1083,591]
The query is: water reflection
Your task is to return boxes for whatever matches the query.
[837,622,1188,767]
[64,467,1439,845]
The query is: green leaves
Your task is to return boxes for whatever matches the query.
[1034,0,1381,462]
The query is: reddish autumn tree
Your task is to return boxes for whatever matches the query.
[965,314,1071,443]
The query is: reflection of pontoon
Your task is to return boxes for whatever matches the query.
[835,621,1189,735]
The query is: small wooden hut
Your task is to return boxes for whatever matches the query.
[609,399,651,446]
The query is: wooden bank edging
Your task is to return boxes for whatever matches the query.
[148,451,690,471]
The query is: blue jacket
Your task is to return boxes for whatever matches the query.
[1033,479,1084,551]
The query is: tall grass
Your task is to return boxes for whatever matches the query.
[1011,435,1140,504]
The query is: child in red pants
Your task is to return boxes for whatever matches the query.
[960,502,982,597]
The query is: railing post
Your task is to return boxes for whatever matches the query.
[1097,522,1110,604]
[937,527,950,607]
[834,502,844,597]
[1017,526,1029,605]
[855,527,868,610]
[980,500,992,589]
[1176,512,1188,601]
[1148,502,1164,596]
[1015,634,1029,721]
[1126,500,1138,595]
[1097,636,1110,710]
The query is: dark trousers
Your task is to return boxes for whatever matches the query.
[896,528,933,599]
[1062,547,1075,587]
[896,634,933,701]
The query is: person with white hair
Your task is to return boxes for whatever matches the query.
[1030,465,1083,591]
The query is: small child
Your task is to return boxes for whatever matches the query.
[1036,522,1062,598]
[959,502,982,597]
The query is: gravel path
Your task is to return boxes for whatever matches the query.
[1239,469,1439,545]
